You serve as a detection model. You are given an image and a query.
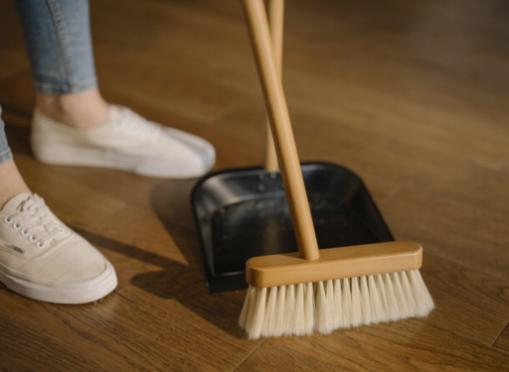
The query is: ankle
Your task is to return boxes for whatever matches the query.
[35,89,109,130]
[0,160,30,209]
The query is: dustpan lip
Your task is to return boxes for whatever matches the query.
[190,161,363,201]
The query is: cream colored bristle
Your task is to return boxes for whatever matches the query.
[262,286,278,337]
[375,273,388,317]
[316,281,329,334]
[294,284,306,335]
[327,280,335,332]
[332,279,343,329]
[239,286,254,329]
[304,283,314,333]
[384,272,400,321]
[274,285,286,336]
[368,275,383,323]
[320,280,335,333]
[351,277,361,327]
[409,269,435,316]
[400,271,417,316]
[392,272,410,318]
[239,269,435,339]
[341,277,352,328]
[249,287,267,339]
[284,284,296,336]
[360,276,371,325]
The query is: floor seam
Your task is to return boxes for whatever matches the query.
[492,345,509,356]
[492,320,509,348]
[230,340,267,372]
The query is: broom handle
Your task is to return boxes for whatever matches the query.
[264,0,284,172]
[243,0,320,261]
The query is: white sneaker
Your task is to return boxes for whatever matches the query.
[0,193,117,304]
[31,105,215,178]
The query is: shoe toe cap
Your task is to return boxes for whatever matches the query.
[137,128,216,178]
[164,127,216,169]
[30,235,116,287]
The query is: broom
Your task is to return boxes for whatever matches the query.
[239,0,434,339]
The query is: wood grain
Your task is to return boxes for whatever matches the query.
[1,0,509,370]
[237,319,509,372]
[495,323,509,354]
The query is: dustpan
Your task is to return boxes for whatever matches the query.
[191,0,393,292]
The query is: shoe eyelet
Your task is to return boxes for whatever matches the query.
[3,217,12,224]
[21,229,29,236]
[36,242,44,249]
[29,235,37,242]
[14,222,21,230]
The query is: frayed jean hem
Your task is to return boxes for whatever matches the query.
[0,148,13,164]
[35,78,97,95]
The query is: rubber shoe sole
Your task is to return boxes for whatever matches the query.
[0,261,118,304]
[31,141,213,179]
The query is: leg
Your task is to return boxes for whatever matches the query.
[0,108,29,208]
[16,0,107,129]
[0,1,120,305]
[16,0,215,178]
[0,106,117,304]
[0,117,117,304]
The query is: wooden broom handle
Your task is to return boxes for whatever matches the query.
[243,0,320,261]
[264,0,284,172]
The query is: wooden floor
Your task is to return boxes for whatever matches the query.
[1,0,509,370]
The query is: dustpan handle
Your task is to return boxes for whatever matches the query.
[264,0,283,172]
[243,0,320,261]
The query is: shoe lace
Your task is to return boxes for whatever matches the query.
[114,106,162,142]
[4,195,69,249]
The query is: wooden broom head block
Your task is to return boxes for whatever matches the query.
[246,241,423,288]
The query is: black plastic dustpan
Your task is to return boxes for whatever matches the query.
[191,1,393,292]
[192,163,393,292]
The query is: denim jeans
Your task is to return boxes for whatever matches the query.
[0,0,96,164]
[0,108,11,164]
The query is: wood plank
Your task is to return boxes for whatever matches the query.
[420,254,509,345]
[380,179,509,283]
[236,320,509,372]
[0,1,29,81]
[90,0,252,125]
[495,323,509,354]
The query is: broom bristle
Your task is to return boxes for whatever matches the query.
[239,269,434,339]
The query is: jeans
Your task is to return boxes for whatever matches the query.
[0,109,11,164]
[0,0,96,164]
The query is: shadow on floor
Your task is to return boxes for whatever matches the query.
[75,180,247,338]
[4,119,32,156]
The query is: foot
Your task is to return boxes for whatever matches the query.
[31,105,215,178]
[0,193,117,304]
[0,160,30,209]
